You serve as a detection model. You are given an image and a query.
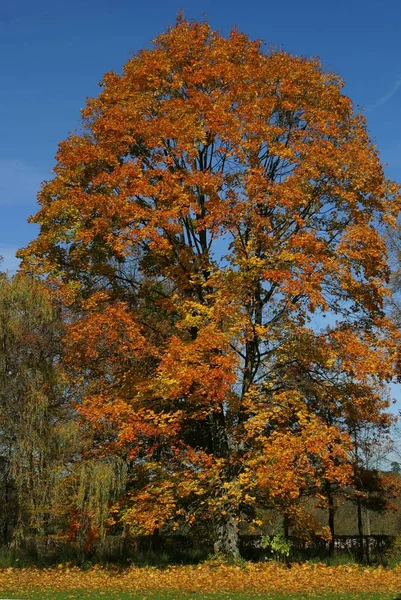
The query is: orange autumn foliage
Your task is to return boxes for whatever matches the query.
[20,17,401,554]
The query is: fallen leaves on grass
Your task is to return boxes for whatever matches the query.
[0,562,400,597]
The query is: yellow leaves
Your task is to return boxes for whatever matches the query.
[173,299,212,330]
[1,563,401,596]
[268,141,296,161]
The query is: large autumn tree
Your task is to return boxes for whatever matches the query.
[20,17,400,556]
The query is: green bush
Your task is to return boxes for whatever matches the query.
[383,534,401,567]
[262,532,292,561]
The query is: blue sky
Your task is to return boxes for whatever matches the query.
[1,0,401,270]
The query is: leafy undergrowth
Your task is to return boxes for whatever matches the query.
[0,562,401,599]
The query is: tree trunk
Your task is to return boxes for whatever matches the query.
[2,477,9,544]
[365,508,371,563]
[214,513,240,558]
[357,499,364,562]
[365,507,371,535]
[283,514,289,539]
[210,408,240,559]
[326,482,335,556]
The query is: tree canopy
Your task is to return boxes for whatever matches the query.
[20,17,401,556]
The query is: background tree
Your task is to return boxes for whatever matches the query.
[0,272,126,554]
[0,273,66,545]
[346,419,401,561]
[20,17,401,557]
[268,336,395,550]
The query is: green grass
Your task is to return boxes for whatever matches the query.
[1,592,400,600]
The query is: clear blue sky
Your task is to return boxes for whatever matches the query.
[1,0,401,269]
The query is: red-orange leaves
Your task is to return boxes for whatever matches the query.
[156,314,237,405]
[66,298,148,381]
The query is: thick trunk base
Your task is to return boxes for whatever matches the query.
[214,514,240,558]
